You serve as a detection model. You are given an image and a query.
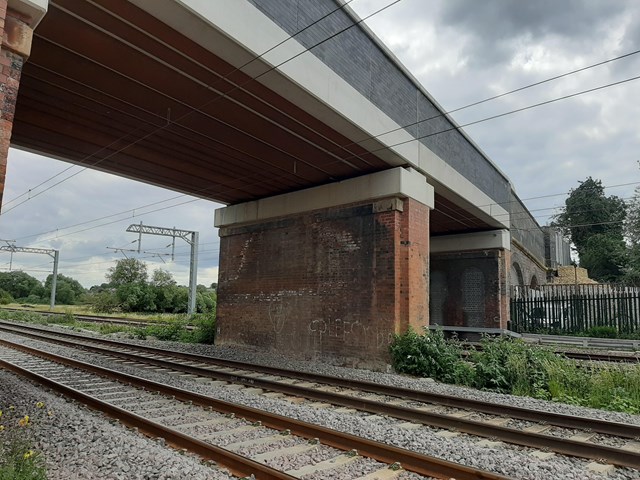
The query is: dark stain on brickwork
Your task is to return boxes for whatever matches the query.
[217,198,430,368]
[430,250,508,329]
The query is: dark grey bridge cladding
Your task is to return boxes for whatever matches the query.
[248,0,511,205]
[510,192,545,260]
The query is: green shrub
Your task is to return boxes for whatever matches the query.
[0,290,13,305]
[389,328,640,414]
[584,326,618,338]
[0,403,48,480]
[470,336,562,397]
[389,328,465,383]
[189,314,216,344]
[143,322,188,341]
[92,291,119,314]
[0,310,43,324]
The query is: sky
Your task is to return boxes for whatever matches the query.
[1,0,639,288]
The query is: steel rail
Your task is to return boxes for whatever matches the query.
[465,341,640,363]
[2,321,638,439]
[6,310,636,362]
[0,348,295,479]
[0,337,510,480]
[0,307,185,329]
[560,351,640,363]
[2,322,640,469]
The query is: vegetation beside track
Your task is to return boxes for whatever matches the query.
[390,328,640,414]
[0,402,49,480]
[0,309,216,345]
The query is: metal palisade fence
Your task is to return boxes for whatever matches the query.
[510,284,640,334]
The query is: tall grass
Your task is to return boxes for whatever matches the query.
[390,328,640,414]
[0,309,216,345]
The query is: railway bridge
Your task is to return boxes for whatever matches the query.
[0,0,567,366]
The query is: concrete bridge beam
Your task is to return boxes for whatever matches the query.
[214,167,433,368]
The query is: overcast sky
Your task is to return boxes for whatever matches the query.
[1,0,639,288]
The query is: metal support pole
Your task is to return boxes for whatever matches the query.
[125,223,200,314]
[137,221,143,253]
[0,245,60,309]
[188,232,199,315]
[50,250,59,310]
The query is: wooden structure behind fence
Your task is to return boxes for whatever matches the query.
[510,284,640,334]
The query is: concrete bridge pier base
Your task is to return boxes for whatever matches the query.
[0,0,46,205]
[430,230,510,330]
[214,167,434,369]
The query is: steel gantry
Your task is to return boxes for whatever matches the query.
[0,242,59,310]
[126,223,199,314]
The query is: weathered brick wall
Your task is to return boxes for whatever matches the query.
[510,244,547,288]
[216,197,429,367]
[0,3,31,207]
[430,249,509,329]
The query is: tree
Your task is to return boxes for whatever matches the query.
[625,185,640,246]
[0,271,45,300]
[553,177,627,283]
[623,186,640,285]
[554,177,627,257]
[106,258,148,286]
[150,269,176,288]
[44,273,86,305]
[579,234,628,283]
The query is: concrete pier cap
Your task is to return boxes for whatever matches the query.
[215,167,434,227]
[430,229,511,254]
[7,0,48,27]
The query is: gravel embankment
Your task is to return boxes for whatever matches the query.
[2,323,640,479]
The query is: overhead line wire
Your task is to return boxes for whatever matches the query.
[0,0,400,216]
[4,11,639,241]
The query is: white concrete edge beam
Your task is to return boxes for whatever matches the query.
[430,230,511,254]
[214,167,433,227]
[8,0,48,27]
[134,0,510,229]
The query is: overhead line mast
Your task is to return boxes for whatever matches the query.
[125,223,199,314]
[0,241,59,310]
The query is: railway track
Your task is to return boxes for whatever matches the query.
[1,321,639,473]
[0,306,194,330]
[0,335,508,480]
[4,308,638,363]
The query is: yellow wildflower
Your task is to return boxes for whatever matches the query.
[36,402,45,409]
[0,425,4,432]
[23,450,34,459]
[18,415,29,427]
[0,409,2,418]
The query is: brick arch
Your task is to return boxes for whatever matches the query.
[530,275,539,289]
[511,262,525,286]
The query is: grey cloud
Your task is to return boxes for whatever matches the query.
[438,0,630,66]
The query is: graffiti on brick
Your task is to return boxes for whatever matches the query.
[267,298,287,333]
[308,318,391,348]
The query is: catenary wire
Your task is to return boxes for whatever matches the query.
[4,16,638,231]
[0,0,399,215]
[6,62,640,239]
[4,1,636,218]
